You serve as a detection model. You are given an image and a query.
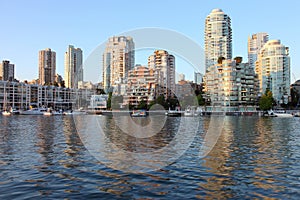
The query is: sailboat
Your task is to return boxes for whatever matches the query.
[2,92,11,116]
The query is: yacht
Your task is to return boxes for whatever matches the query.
[20,107,47,115]
[43,108,63,116]
[268,110,293,117]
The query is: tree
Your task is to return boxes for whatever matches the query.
[259,90,274,111]
[53,81,59,87]
[137,100,147,109]
[197,94,205,106]
[107,92,112,110]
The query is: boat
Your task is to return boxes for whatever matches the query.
[2,110,11,116]
[131,110,147,117]
[63,109,86,115]
[267,109,293,117]
[293,112,300,117]
[43,108,63,116]
[165,109,182,117]
[20,107,47,115]
[10,108,20,115]
[184,106,199,117]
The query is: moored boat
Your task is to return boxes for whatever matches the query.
[20,107,47,115]
[2,110,11,116]
[131,110,147,117]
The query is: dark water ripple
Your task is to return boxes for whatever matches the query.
[0,115,300,199]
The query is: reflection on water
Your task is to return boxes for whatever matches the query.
[0,115,300,199]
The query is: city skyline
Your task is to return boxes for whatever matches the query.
[1,1,300,82]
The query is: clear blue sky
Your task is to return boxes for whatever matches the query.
[1,0,300,82]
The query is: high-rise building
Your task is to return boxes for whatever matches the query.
[64,45,83,88]
[38,48,56,85]
[204,58,258,111]
[0,60,14,81]
[148,50,175,98]
[194,72,203,84]
[178,73,185,81]
[248,33,269,70]
[102,36,135,92]
[205,8,232,71]
[255,40,290,104]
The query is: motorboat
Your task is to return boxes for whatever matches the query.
[131,110,147,117]
[43,108,63,116]
[10,108,20,115]
[184,106,198,117]
[2,110,11,116]
[20,107,47,115]
[293,112,300,117]
[63,109,86,115]
[268,110,293,117]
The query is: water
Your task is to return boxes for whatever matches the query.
[0,115,300,199]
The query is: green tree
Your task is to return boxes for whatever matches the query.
[197,94,205,106]
[107,92,112,110]
[259,90,274,111]
[137,100,147,109]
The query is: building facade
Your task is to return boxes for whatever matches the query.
[148,50,175,98]
[255,40,290,104]
[0,60,14,81]
[205,8,232,70]
[64,45,83,89]
[0,80,75,111]
[39,48,56,85]
[204,59,258,111]
[123,65,163,107]
[102,36,135,92]
[248,32,269,70]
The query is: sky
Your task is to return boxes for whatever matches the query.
[1,0,300,83]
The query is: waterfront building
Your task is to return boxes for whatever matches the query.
[123,65,163,107]
[0,80,75,111]
[102,36,135,92]
[248,33,269,70]
[255,40,290,104]
[0,60,14,81]
[39,48,56,85]
[148,50,175,98]
[204,58,258,111]
[89,94,108,110]
[64,45,83,88]
[205,8,232,71]
[291,80,300,107]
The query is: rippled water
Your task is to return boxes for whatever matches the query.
[0,115,300,199]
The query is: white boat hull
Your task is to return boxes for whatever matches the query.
[2,111,11,116]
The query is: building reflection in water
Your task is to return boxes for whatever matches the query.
[200,116,235,199]
[199,116,296,198]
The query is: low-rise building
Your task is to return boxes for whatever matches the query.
[123,65,163,107]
